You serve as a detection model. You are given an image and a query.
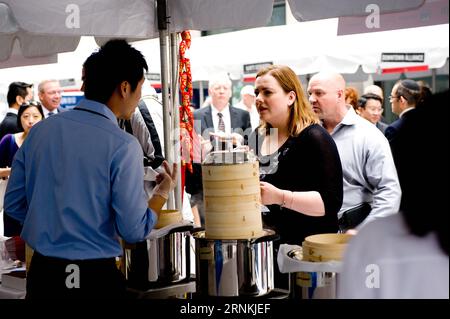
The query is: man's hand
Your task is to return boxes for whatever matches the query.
[153,161,177,199]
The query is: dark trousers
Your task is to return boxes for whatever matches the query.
[26,252,126,299]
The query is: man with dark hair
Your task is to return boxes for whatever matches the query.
[4,39,176,299]
[385,79,422,143]
[0,81,33,140]
[357,93,388,133]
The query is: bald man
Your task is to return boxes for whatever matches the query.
[307,72,401,232]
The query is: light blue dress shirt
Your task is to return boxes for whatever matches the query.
[5,99,157,260]
[331,107,401,228]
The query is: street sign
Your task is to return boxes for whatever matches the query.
[243,62,273,74]
[381,53,425,63]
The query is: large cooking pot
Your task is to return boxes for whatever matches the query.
[123,224,193,290]
[192,229,278,297]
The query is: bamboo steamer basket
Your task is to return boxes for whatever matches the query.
[154,209,183,229]
[302,233,352,262]
[203,161,263,239]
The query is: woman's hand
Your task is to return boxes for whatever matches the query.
[260,181,283,206]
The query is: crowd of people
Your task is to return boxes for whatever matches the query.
[0,39,448,299]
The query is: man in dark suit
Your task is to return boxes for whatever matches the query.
[0,81,33,141]
[194,75,251,147]
[385,79,421,143]
[187,74,252,225]
[38,79,64,117]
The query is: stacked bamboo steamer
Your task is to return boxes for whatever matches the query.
[202,150,264,239]
[302,233,352,262]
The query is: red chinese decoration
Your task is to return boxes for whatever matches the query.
[179,31,194,174]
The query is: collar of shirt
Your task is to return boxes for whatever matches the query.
[42,106,57,118]
[7,108,18,115]
[76,98,119,126]
[399,106,415,118]
[211,104,231,133]
[329,106,358,136]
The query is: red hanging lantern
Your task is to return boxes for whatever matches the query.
[179,31,194,176]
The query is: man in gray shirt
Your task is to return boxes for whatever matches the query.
[307,72,401,233]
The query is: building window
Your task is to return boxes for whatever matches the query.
[201,0,286,36]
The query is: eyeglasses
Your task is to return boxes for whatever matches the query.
[21,100,42,107]
[367,107,384,113]
[389,95,401,100]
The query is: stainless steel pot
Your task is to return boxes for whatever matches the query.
[192,229,278,297]
[123,224,193,289]
[288,248,339,299]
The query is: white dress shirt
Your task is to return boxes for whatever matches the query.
[42,106,58,118]
[211,104,231,134]
[6,108,18,115]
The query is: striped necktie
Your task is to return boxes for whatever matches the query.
[217,112,225,132]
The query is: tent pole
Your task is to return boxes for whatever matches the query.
[431,68,437,93]
[157,0,174,209]
[199,81,204,107]
[170,32,182,212]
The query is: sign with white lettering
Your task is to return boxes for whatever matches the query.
[243,62,273,74]
[381,53,425,63]
[145,72,161,81]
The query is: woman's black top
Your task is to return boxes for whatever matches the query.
[249,124,343,245]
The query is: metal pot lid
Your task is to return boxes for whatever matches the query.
[192,228,278,243]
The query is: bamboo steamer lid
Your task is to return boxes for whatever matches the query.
[302,233,352,262]
[154,209,182,229]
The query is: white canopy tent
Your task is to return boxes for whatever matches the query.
[0,0,425,65]
[1,20,447,85]
[187,19,449,81]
